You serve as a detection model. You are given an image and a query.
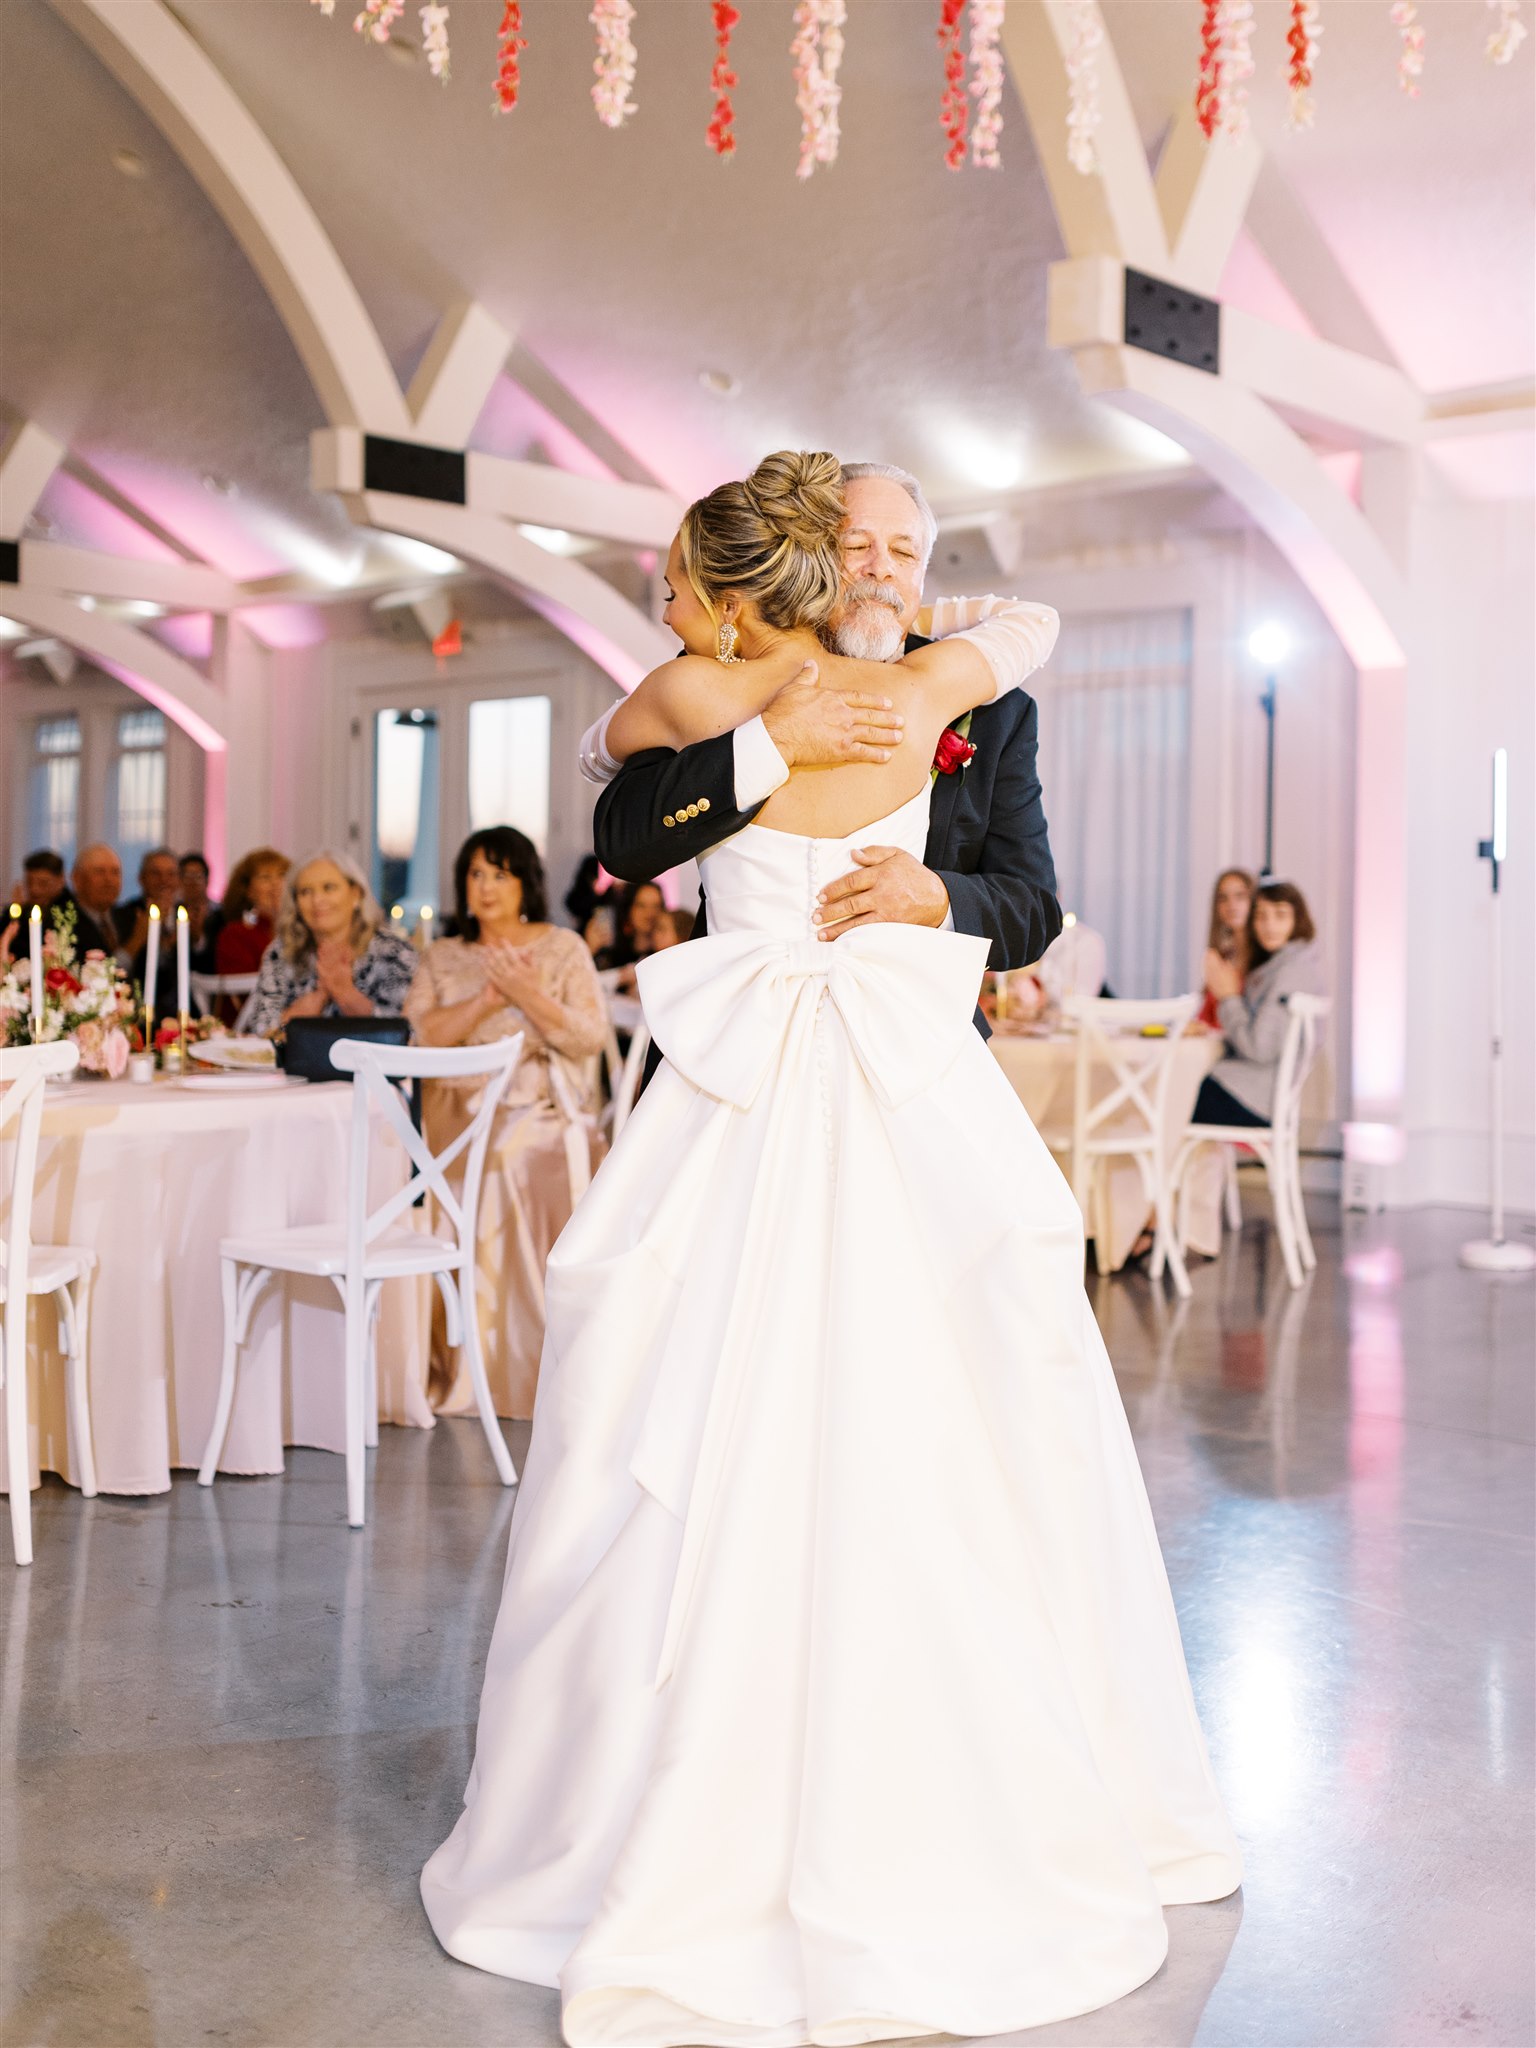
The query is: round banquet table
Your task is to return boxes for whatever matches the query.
[988,1028,1226,1270]
[1,1074,429,1500]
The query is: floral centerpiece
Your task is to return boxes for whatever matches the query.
[0,903,136,1077]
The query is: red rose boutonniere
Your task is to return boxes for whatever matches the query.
[932,720,977,777]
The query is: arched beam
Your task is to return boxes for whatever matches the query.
[0,587,228,750]
[357,492,674,692]
[55,0,409,434]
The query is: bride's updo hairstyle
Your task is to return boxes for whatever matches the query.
[678,449,845,634]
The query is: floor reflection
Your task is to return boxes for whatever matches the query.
[2,1205,1531,2047]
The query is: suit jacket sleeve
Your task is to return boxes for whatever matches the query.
[932,695,1063,973]
[593,737,764,882]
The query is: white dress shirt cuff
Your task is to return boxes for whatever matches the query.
[940,905,955,932]
[732,716,791,810]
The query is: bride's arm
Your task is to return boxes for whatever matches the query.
[900,596,1060,722]
[605,649,813,757]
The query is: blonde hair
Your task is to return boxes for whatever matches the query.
[678,449,845,633]
[278,849,384,966]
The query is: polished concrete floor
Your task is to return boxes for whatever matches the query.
[2,1202,1532,2048]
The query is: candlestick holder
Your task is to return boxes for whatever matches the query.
[178,1009,191,1075]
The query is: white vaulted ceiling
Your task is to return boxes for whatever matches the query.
[2,0,1531,644]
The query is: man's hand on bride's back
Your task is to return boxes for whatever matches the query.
[762,662,905,770]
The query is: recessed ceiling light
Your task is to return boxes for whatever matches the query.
[123,599,166,619]
[77,595,98,610]
[698,369,741,398]
[520,524,590,556]
[112,147,148,179]
[201,473,239,498]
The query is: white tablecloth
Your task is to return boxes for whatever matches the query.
[1,1075,429,1499]
[989,1030,1225,1269]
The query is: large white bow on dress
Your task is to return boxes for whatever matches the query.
[635,922,991,1113]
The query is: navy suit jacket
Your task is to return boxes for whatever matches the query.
[592,652,1063,1018]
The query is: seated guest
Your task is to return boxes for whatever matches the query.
[19,848,66,914]
[594,877,667,992]
[1197,867,1255,1029]
[1194,879,1322,1127]
[564,852,608,932]
[212,847,290,1021]
[67,842,125,957]
[119,846,182,965]
[246,850,417,1036]
[406,826,609,1421]
[179,850,224,969]
[653,905,695,948]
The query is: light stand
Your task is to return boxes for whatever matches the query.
[1460,748,1535,1274]
[1248,623,1289,879]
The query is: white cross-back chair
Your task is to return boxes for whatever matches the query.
[609,1022,650,1140]
[198,1034,525,1527]
[2,1041,98,1567]
[188,971,260,1031]
[1171,994,1331,1290]
[1042,996,1200,1298]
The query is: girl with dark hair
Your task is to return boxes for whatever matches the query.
[1194,877,1323,1126]
[406,826,608,1417]
[1197,868,1255,1029]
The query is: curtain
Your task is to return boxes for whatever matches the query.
[1036,609,1192,999]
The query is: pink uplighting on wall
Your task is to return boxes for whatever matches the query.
[472,376,620,483]
[33,471,183,563]
[154,611,215,660]
[82,453,291,579]
[1220,231,1316,341]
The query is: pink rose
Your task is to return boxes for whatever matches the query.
[103,1027,130,1079]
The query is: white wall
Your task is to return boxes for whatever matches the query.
[1399,495,1535,1212]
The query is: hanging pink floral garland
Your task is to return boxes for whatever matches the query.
[1286,0,1321,128]
[1218,0,1255,137]
[707,2,741,157]
[1195,0,1223,137]
[968,0,1005,169]
[591,0,638,129]
[1065,0,1103,173]
[1486,0,1527,63]
[493,1,527,110]
[791,0,847,179]
[1389,0,1424,93]
[310,0,336,16]
[354,0,404,44]
[937,0,968,171]
[420,2,450,80]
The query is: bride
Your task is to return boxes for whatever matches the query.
[421,451,1243,2046]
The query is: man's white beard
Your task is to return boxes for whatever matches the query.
[830,609,906,662]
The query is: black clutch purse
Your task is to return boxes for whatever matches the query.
[277,1013,412,1082]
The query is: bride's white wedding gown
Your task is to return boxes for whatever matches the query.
[421,783,1243,2047]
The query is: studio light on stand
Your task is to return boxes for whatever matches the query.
[1248,623,1289,878]
[1460,748,1534,1274]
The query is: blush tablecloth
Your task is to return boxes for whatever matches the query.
[1,1076,430,1499]
[988,1030,1226,1270]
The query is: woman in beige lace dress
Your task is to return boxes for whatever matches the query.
[406,828,609,1419]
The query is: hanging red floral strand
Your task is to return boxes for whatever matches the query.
[938,0,967,170]
[1286,0,1320,127]
[706,2,740,156]
[1195,0,1223,138]
[494,0,527,110]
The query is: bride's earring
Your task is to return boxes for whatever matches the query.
[716,619,743,665]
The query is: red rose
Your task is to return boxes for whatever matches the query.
[932,728,977,776]
[44,966,82,995]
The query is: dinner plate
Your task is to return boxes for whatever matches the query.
[189,1035,278,1072]
[175,1072,301,1093]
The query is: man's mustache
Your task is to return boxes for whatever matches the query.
[842,579,904,614]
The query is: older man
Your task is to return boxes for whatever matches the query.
[66,842,125,957]
[586,461,1061,990]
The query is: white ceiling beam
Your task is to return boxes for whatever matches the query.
[0,589,228,749]
[355,492,673,691]
[1424,380,1536,439]
[1074,342,1408,669]
[1153,102,1264,296]
[312,427,683,549]
[1001,0,1167,269]
[19,541,239,611]
[0,422,65,539]
[408,301,515,448]
[54,0,411,435]
[1050,254,1424,447]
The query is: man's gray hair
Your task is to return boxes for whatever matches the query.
[840,461,939,568]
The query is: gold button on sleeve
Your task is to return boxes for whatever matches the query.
[663,815,675,828]
[698,798,711,813]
